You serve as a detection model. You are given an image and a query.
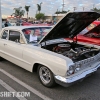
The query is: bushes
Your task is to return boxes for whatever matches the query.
[35,13,45,20]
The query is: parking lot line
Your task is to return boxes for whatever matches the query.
[0,79,27,100]
[0,69,52,100]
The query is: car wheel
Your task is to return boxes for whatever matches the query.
[37,65,56,87]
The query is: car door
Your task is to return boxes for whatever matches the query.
[4,30,25,66]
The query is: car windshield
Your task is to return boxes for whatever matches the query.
[22,27,52,43]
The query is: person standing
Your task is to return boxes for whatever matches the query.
[4,21,8,27]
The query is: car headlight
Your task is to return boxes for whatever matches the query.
[67,64,81,76]
[67,65,75,76]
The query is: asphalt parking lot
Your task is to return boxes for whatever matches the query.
[0,60,100,100]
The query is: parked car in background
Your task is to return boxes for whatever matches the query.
[65,21,100,45]
[2,21,13,28]
[22,22,33,26]
[10,22,16,26]
[22,22,53,26]
[32,23,52,26]
[0,12,100,88]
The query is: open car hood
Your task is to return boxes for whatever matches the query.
[39,11,100,43]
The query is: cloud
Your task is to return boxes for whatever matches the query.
[1,0,100,18]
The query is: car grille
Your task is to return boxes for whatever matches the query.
[75,53,100,69]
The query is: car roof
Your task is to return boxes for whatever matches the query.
[2,26,52,31]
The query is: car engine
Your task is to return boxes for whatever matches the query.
[52,43,99,62]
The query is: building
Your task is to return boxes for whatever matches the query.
[45,14,66,22]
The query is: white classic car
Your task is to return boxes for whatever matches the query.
[0,11,100,88]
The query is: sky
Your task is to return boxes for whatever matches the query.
[1,0,100,18]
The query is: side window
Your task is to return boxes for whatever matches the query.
[1,30,8,39]
[9,30,25,44]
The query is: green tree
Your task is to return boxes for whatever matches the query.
[35,13,45,20]
[91,7,100,13]
[37,2,42,14]
[91,7,100,20]
[12,7,25,18]
[25,5,30,19]
[55,10,69,14]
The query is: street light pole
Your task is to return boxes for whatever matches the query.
[83,7,85,11]
[0,0,2,30]
[73,7,76,11]
[57,9,58,21]
[62,0,65,11]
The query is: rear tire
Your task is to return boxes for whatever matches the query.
[37,65,56,88]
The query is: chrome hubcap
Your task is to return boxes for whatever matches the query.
[39,66,51,84]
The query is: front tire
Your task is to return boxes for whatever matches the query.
[37,65,56,88]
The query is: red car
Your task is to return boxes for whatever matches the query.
[22,22,33,26]
[22,22,52,26]
[66,21,100,46]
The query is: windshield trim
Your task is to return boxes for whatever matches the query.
[22,27,52,44]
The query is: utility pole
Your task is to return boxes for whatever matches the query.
[62,0,65,11]
[83,7,85,11]
[73,7,76,11]
[57,9,58,21]
[93,4,95,9]
[0,0,2,30]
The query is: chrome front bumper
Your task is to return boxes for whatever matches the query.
[55,64,100,87]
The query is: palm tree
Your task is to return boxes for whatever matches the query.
[12,7,25,18]
[25,5,30,19]
[37,2,42,14]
